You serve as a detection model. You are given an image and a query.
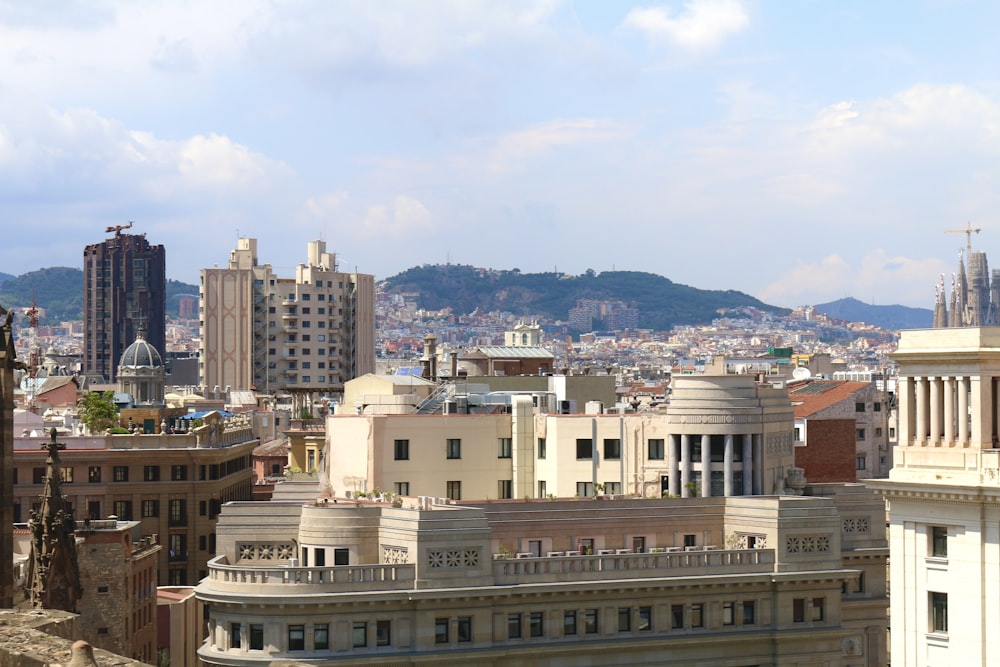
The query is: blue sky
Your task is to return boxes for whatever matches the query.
[2,0,1000,309]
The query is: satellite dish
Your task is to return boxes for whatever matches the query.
[792,367,812,381]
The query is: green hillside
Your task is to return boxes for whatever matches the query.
[381,264,790,331]
[0,267,198,324]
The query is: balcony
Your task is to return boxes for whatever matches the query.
[206,556,416,594]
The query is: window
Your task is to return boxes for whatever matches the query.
[169,499,187,526]
[529,612,544,637]
[875,427,883,437]
[394,439,409,460]
[32,467,44,484]
[578,538,595,555]
[671,604,684,629]
[498,438,512,458]
[376,620,391,646]
[230,623,241,649]
[314,624,329,650]
[508,613,522,639]
[498,479,513,499]
[794,426,803,441]
[691,604,703,628]
[576,438,593,459]
[171,465,187,481]
[931,592,948,633]
[584,608,599,634]
[576,481,594,497]
[723,602,735,625]
[141,500,158,518]
[812,598,825,622]
[288,625,305,651]
[638,606,652,631]
[113,466,128,482]
[458,616,473,642]
[538,438,546,459]
[334,548,349,565]
[603,438,621,460]
[446,438,462,459]
[446,480,461,500]
[889,427,896,438]
[648,438,665,460]
[856,456,866,470]
[618,607,631,632]
[352,622,366,648]
[564,610,577,635]
[743,600,756,625]
[395,481,409,496]
[856,429,866,440]
[538,480,547,497]
[793,598,806,623]
[435,618,449,644]
[249,624,263,650]
[874,401,882,412]
[113,500,133,520]
[59,467,73,483]
[684,534,697,547]
[931,526,948,557]
[855,401,865,412]
[88,466,101,483]
[143,465,160,481]
[604,482,621,495]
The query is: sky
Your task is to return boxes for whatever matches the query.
[2,0,1000,309]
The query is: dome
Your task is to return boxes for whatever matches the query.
[119,330,163,369]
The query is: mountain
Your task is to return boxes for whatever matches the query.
[381,264,790,331]
[0,267,199,324]
[812,297,932,330]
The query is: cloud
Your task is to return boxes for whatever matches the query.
[622,0,750,51]
[759,252,950,308]
[352,195,434,239]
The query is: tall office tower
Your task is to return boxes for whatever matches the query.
[200,238,276,394]
[83,228,166,383]
[200,239,375,403]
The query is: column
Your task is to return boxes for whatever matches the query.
[958,376,969,446]
[680,434,690,498]
[668,436,679,497]
[943,376,955,446]
[700,435,711,497]
[929,375,940,446]
[742,434,753,496]
[971,376,992,448]
[914,376,926,445]
[752,434,763,495]
[723,434,734,496]
[897,376,913,448]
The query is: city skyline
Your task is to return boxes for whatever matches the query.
[3,1,1000,308]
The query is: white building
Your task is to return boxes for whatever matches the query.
[869,327,1000,666]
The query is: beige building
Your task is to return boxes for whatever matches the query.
[195,486,887,666]
[200,238,376,402]
[13,411,257,586]
[326,375,797,502]
[869,327,1000,666]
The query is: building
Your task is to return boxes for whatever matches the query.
[157,586,202,667]
[12,411,257,587]
[868,326,1000,666]
[76,518,161,663]
[83,227,166,383]
[788,380,892,481]
[326,375,797,502]
[194,486,887,666]
[200,238,376,405]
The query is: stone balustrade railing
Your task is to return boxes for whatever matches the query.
[205,556,416,593]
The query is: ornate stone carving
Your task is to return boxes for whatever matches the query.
[843,517,870,534]
[785,535,831,553]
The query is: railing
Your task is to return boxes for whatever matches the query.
[492,548,775,583]
[415,380,455,414]
[205,557,416,592]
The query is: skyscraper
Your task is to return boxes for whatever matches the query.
[83,227,166,383]
[200,238,375,403]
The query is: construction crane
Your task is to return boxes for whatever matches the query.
[105,221,134,235]
[946,222,981,255]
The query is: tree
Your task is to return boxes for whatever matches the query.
[79,391,118,434]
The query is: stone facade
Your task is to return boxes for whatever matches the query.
[195,486,887,666]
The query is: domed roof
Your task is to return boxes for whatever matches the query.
[119,329,163,369]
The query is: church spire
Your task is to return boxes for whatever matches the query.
[26,428,82,612]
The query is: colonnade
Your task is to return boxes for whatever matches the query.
[902,374,984,447]
[665,433,763,497]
